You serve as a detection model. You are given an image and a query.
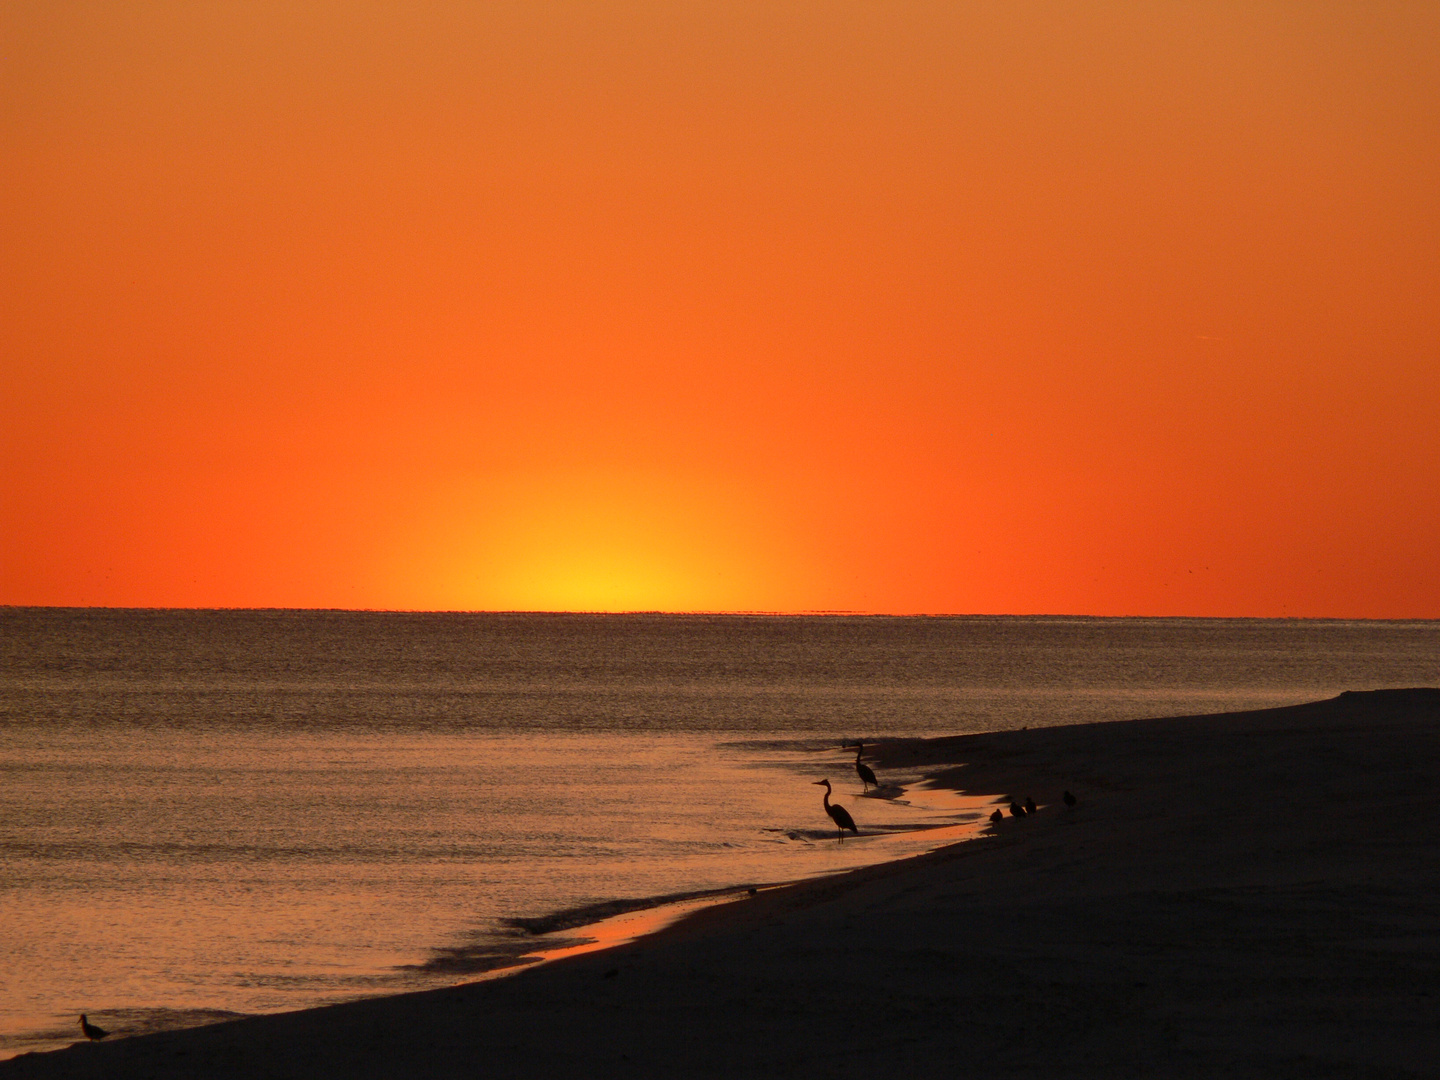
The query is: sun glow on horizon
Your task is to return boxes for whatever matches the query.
[384,470,828,613]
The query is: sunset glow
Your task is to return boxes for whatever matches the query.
[3,2,1437,615]
[389,469,823,612]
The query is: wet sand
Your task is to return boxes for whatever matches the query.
[6,688,1438,1078]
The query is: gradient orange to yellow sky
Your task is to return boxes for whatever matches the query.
[3,2,1437,615]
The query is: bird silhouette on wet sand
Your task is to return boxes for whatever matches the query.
[989,808,1004,824]
[851,741,879,792]
[813,779,859,841]
[79,1015,109,1041]
[1063,790,1078,808]
[1009,797,1026,818]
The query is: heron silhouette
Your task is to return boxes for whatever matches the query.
[79,1015,108,1041]
[813,779,858,841]
[852,741,878,792]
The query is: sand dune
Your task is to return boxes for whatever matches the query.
[6,688,1438,1078]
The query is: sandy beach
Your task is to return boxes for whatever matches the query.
[6,688,1438,1079]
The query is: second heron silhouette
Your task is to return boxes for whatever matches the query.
[813,778,859,841]
[852,740,879,792]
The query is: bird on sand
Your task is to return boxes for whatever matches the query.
[1025,797,1037,815]
[1063,790,1078,808]
[989,808,1004,824]
[79,1015,109,1041]
[1008,798,1026,818]
[813,779,859,841]
[852,741,879,792]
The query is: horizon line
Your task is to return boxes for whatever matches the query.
[2,604,1435,623]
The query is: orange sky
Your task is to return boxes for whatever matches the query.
[3,2,1437,615]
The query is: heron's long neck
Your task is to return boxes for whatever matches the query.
[822,785,831,809]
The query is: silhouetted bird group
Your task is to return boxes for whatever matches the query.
[990,791,1081,825]
[809,741,886,840]
[814,744,1079,841]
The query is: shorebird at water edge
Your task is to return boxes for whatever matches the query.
[852,741,879,792]
[813,779,859,841]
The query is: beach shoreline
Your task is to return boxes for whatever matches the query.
[0,752,989,1063]
[7,687,1438,1078]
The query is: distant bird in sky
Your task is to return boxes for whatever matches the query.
[852,741,878,792]
[1025,797,1037,815]
[1063,790,1078,808]
[989,808,1004,824]
[79,1015,109,1041]
[813,779,859,841]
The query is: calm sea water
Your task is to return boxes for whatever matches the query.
[2,610,1436,1058]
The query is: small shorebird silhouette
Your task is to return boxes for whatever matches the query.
[989,808,1004,823]
[1063,790,1078,808]
[1008,798,1026,818]
[852,741,878,792]
[813,779,859,841]
[79,1015,109,1041]
[1025,797,1037,815]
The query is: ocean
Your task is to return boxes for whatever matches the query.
[2,609,1436,1058]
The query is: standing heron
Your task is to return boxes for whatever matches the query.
[852,741,879,792]
[79,1015,109,1041]
[813,779,859,841]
